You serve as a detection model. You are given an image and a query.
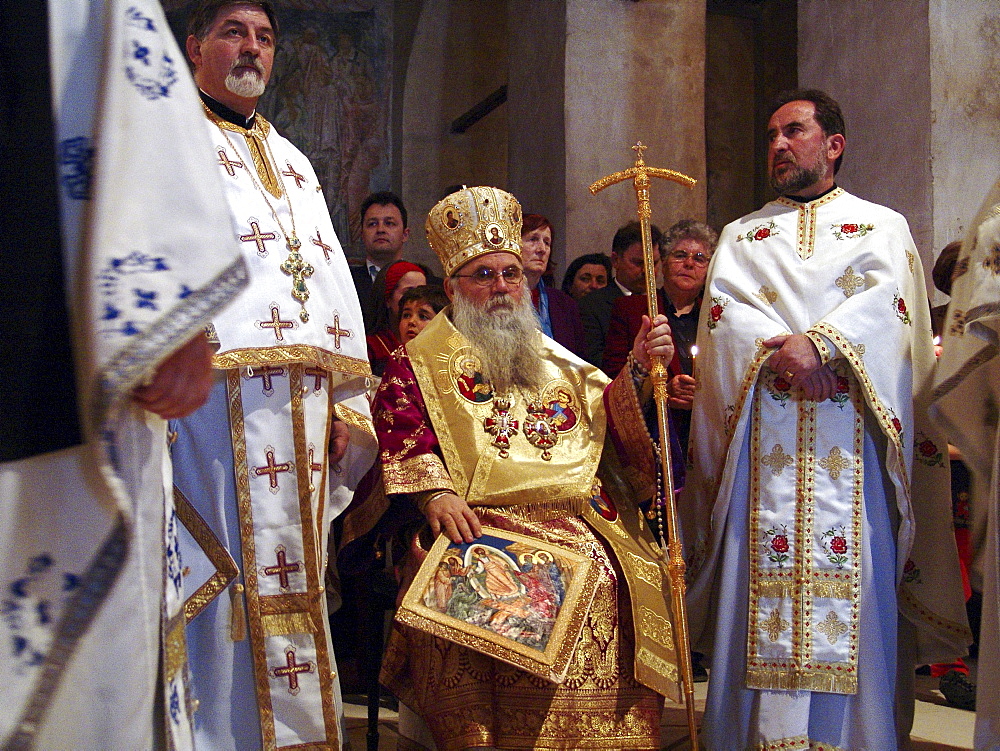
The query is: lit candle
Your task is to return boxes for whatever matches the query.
[690,345,698,380]
[933,335,942,359]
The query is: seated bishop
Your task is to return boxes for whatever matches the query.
[357,185,686,751]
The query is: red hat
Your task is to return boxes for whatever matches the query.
[383,261,425,302]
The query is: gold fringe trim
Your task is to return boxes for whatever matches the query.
[213,344,370,377]
[474,496,586,521]
[746,667,857,695]
[229,584,247,642]
[756,579,853,599]
[811,581,853,599]
[261,610,316,638]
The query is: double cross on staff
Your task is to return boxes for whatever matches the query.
[590,142,700,746]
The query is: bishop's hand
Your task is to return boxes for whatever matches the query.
[424,492,482,544]
[632,314,674,371]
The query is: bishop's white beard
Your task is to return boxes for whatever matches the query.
[450,287,546,394]
[225,55,267,99]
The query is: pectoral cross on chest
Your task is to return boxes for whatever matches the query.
[280,237,314,323]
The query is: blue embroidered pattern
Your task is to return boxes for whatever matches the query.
[58,136,93,200]
[169,682,182,725]
[1,555,79,675]
[96,252,173,338]
[123,7,177,100]
[165,510,183,599]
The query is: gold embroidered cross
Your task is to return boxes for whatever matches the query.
[247,364,286,395]
[325,314,352,349]
[311,231,333,262]
[835,266,865,298]
[261,545,302,590]
[307,446,323,492]
[253,447,292,490]
[271,646,314,695]
[761,444,793,476]
[258,305,294,341]
[304,366,327,391]
[217,148,244,176]
[241,220,276,256]
[282,161,307,189]
[762,607,790,642]
[819,446,851,480]
[816,610,848,644]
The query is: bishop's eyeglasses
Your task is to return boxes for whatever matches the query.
[452,265,524,287]
[665,249,711,267]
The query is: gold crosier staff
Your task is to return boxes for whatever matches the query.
[590,142,699,746]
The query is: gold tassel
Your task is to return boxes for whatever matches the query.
[230,583,247,642]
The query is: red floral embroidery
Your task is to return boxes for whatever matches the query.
[831,222,875,240]
[707,296,729,330]
[830,374,851,409]
[773,377,791,392]
[914,431,945,467]
[902,558,922,584]
[892,292,912,324]
[892,417,902,433]
[737,219,779,243]
[820,525,849,568]
[761,525,790,567]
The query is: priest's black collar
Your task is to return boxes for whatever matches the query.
[783,184,838,203]
[199,90,255,129]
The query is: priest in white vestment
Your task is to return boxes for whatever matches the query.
[681,89,971,749]
[0,1,247,748]
[931,176,1000,750]
[171,3,376,749]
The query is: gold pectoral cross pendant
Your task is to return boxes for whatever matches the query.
[280,236,314,322]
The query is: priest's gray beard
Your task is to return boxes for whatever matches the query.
[225,54,267,99]
[450,287,546,394]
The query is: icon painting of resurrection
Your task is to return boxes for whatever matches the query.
[397,527,600,683]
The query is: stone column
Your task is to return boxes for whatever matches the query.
[563,0,707,265]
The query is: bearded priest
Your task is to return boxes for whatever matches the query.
[170,2,375,749]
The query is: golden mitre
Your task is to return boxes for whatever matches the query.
[425,186,523,277]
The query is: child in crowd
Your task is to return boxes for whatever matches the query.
[397,284,448,344]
